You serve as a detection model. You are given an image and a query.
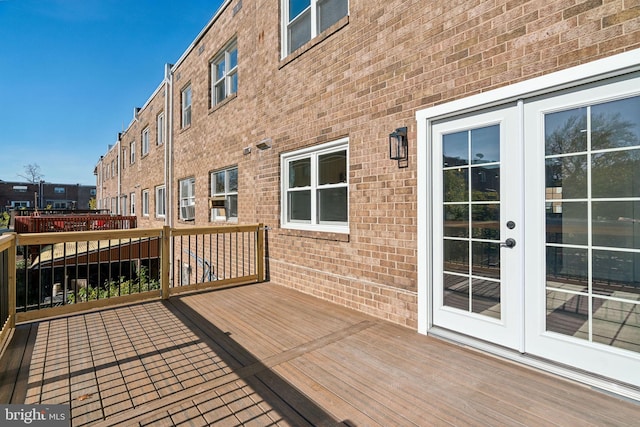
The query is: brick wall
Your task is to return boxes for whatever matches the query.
[100,0,640,329]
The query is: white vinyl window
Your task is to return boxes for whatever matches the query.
[157,112,164,145]
[282,0,348,56]
[142,189,149,216]
[211,40,238,106]
[54,187,65,194]
[181,85,192,128]
[210,167,238,221]
[142,127,150,156]
[130,141,136,164]
[155,185,166,218]
[281,138,349,233]
[180,177,196,221]
[130,192,136,215]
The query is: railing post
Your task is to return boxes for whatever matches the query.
[257,223,264,282]
[161,225,171,299]
[8,233,16,328]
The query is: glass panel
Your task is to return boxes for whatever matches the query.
[471,242,500,280]
[592,298,640,352]
[228,195,238,218]
[546,290,589,338]
[288,190,311,221]
[472,204,499,240]
[592,250,640,296]
[318,150,347,185]
[289,10,311,53]
[545,155,587,199]
[215,82,225,103]
[545,107,587,155]
[214,172,225,194]
[228,168,238,192]
[443,240,468,274]
[318,187,347,222]
[318,0,348,33]
[443,169,468,202]
[591,96,640,150]
[289,0,310,20]
[289,158,311,188]
[444,205,468,238]
[471,278,500,319]
[216,59,226,80]
[546,202,588,245]
[443,273,468,311]
[471,125,499,164]
[443,131,468,167]
[592,150,640,198]
[471,165,499,201]
[230,72,238,95]
[592,201,640,249]
[546,247,588,292]
[229,47,238,70]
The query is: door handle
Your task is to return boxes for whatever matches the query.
[501,238,516,248]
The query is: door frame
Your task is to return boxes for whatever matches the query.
[416,49,640,395]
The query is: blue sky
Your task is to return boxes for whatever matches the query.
[0,0,223,185]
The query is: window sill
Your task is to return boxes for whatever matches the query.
[279,226,350,242]
[279,15,349,69]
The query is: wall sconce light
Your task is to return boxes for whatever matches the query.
[389,127,408,168]
[256,138,272,151]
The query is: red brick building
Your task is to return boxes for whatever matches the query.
[97,1,640,397]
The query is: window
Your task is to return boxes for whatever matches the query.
[130,141,136,164]
[157,112,164,145]
[11,201,29,208]
[12,186,27,192]
[142,127,150,156]
[155,185,166,218]
[211,40,238,106]
[130,192,136,215]
[179,178,196,220]
[210,167,238,221]
[282,0,348,56]
[281,138,348,232]
[181,85,192,128]
[54,187,65,194]
[90,189,96,196]
[122,148,127,169]
[142,189,150,216]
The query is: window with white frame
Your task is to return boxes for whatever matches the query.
[155,185,166,218]
[130,192,136,215]
[142,189,149,216]
[179,177,196,220]
[281,138,348,232]
[54,187,65,194]
[142,127,150,156]
[210,166,238,221]
[11,201,29,208]
[282,0,348,56]
[157,112,164,145]
[181,85,192,128]
[122,148,127,169]
[211,40,238,106]
[130,141,136,164]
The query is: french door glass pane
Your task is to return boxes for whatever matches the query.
[444,205,468,238]
[545,107,587,155]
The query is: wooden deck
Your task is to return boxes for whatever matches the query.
[1,282,638,426]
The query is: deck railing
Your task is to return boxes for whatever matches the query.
[0,224,264,350]
[13,215,137,233]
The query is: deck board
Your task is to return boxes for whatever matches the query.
[1,282,638,426]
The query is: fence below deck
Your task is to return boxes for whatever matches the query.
[0,225,264,332]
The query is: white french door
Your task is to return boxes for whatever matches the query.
[432,105,524,350]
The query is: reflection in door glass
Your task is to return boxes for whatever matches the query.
[544,95,640,353]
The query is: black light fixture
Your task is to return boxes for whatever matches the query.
[389,127,408,167]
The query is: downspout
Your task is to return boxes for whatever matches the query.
[117,137,121,214]
[165,63,174,228]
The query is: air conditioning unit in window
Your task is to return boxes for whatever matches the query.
[180,205,195,220]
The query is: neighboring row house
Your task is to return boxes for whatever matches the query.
[96,1,640,396]
[0,180,96,212]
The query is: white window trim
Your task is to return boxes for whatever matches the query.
[142,189,150,217]
[130,192,136,215]
[211,40,238,107]
[155,185,166,218]
[181,85,192,128]
[281,138,349,233]
[130,141,136,164]
[142,127,150,156]
[179,177,196,221]
[157,112,164,145]
[210,166,238,222]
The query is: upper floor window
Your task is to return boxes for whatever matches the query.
[13,186,27,192]
[179,177,196,221]
[54,187,65,194]
[210,166,238,221]
[211,40,238,106]
[142,127,150,156]
[130,141,136,164]
[155,185,166,218]
[157,112,164,145]
[282,0,348,56]
[281,138,349,233]
[142,189,150,216]
[181,85,192,128]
